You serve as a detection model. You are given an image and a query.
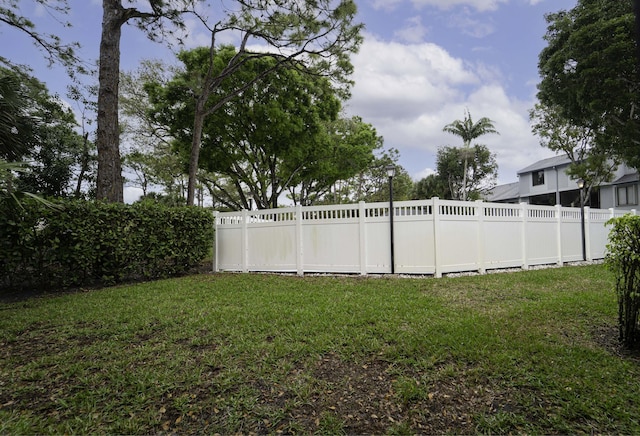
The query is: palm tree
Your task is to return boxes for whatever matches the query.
[443,110,499,200]
[0,73,31,162]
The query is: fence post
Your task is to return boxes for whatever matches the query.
[555,204,563,265]
[433,197,442,278]
[242,209,249,273]
[296,204,304,276]
[359,201,367,275]
[476,200,485,274]
[213,211,218,273]
[584,206,592,261]
[521,202,529,270]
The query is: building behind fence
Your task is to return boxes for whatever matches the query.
[214,198,636,277]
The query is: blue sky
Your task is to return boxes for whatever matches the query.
[3,0,578,201]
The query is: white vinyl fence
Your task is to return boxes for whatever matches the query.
[214,198,636,277]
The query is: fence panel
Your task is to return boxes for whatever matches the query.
[215,213,245,271]
[214,199,634,276]
[301,204,362,273]
[523,205,561,266]
[481,203,524,270]
[436,200,481,274]
[391,200,436,274]
[589,209,611,260]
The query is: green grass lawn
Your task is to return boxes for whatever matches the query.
[1,264,639,434]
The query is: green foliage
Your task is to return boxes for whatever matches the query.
[120,61,184,198]
[0,71,33,161]
[0,198,214,291]
[218,0,363,99]
[148,47,362,209]
[530,103,618,194]
[442,111,499,149]
[435,144,498,200]
[1,67,92,197]
[411,173,450,200]
[323,148,412,204]
[287,116,381,206]
[442,111,498,201]
[605,214,640,348]
[537,0,640,170]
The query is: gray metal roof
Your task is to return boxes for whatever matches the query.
[487,182,520,202]
[611,173,640,185]
[517,154,571,175]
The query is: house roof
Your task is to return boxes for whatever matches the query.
[517,155,571,175]
[487,181,520,202]
[612,173,639,184]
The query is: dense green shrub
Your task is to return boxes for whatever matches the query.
[0,198,214,292]
[605,214,640,349]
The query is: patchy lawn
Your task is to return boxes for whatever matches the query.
[1,265,639,434]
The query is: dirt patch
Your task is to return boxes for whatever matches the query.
[592,323,640,362]
[246,353,504,434]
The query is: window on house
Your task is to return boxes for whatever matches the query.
[532,170,545,186]
[617,184,638,206]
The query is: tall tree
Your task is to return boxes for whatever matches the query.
[329,148,412,204]
[147,48,343,209]
[530,102,618,205]
[537,0,640,171]
[443,110,498,201]
[435,145,498,201]
[411,174,450,200]
[120,60,184,198]
[180,0,362,205]
[96,0,199,202]
[287,116,381,206]
[0,72,33,161]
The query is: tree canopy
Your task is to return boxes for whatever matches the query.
[436,145,497,201]
[411,174,450,200]
[442,111,498,201]
[146,47,380,209]
[537,0,640,170]
[174,0,363,205]
[530,102,618,203]
[286,116,382,206]
[0,67,91,200]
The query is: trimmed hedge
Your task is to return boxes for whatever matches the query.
[606,214,640,349]
[0,198,214,292]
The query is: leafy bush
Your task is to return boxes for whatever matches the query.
[0,198,214,292]
[605,214,640,348]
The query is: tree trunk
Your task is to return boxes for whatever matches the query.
[461,142,470,201]
[74,132,90,198]
[96,0,125,202]
[187,96,207,206]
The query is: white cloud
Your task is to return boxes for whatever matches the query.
[411,0,509,12]
[124,186,144,204]
[345,34,553,184]
[411,0,508,11]
[346,34,477,118]
[394,16,430,43]
[415,167,437,180]
[371,0,405,12]
[447,10,496,38]
[373,0,510,12]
